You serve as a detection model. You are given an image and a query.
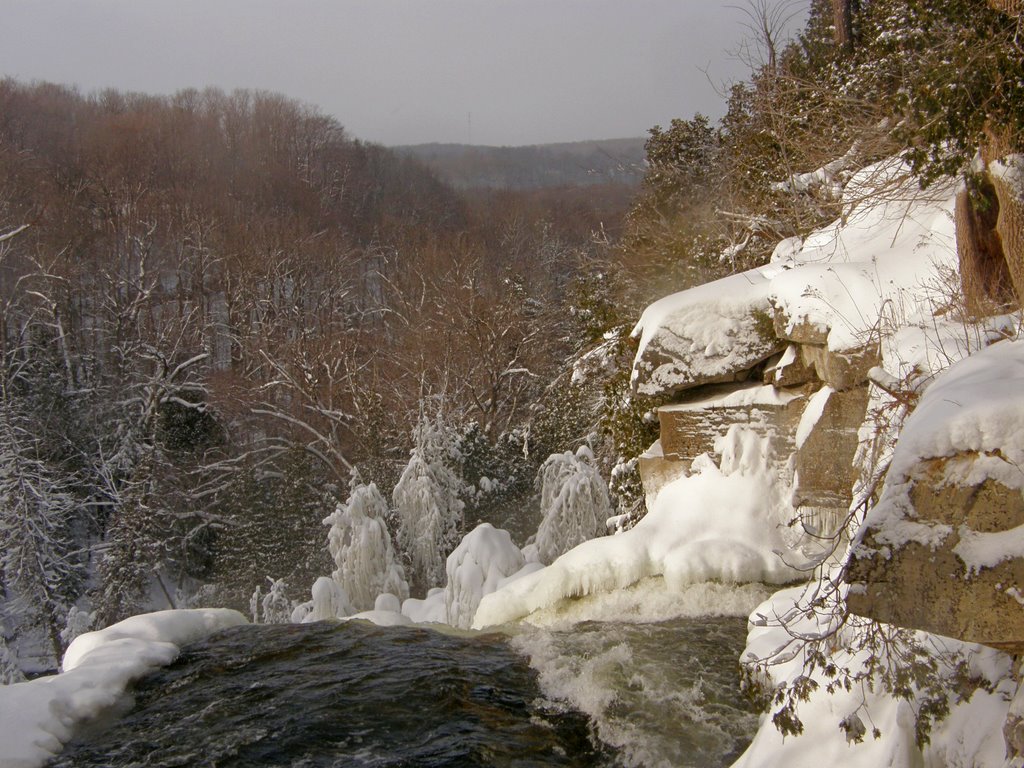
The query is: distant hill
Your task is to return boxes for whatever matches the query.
[395,138,647,190]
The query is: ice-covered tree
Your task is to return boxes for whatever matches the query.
[534,446,612,564]
[250,577,293,624]
[324,480,408,611]
[393,408,466,595]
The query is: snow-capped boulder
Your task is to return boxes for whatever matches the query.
[630,265,786,397]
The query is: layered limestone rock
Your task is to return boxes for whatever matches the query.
[846,339,1024,653]
[772,311,879,391]
[792,386,870,512]
[638,383,807,507]
[657,385,803,469]
[637,439,687,505]
[847,453,1024,653]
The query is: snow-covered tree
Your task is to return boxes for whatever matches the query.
[393,408,466,595]
[0,408,80,660]
[250,577,293,624]
[534,446,612,564]
[324,480,408,611]
[0,634,24,685]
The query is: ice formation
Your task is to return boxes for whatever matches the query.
[473,426,805,629]
[443,523,525,629]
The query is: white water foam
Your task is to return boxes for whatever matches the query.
[509,579,767,768]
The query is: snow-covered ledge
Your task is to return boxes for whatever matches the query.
[0,608,247,768]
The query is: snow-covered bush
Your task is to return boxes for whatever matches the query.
[535,446,612,564]
[393,409,466,595]
[324,481,408,611]
[250,577,292,624]
[443,523,525,629]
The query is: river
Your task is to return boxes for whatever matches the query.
[49,609,758,767]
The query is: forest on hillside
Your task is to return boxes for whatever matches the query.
[395,138,646,190]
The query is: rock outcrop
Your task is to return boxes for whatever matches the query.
[630,266,786,397]
[846,339,1024,653]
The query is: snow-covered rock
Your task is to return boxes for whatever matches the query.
[631,160,960,398]
[0,608,247,768]
[630,265,786,397]
[443,523,525,629]
[848,337,1024,651]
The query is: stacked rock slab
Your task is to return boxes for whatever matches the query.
[657,387,803,475]
[792,386,870,538]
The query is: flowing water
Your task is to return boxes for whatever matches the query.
[50,614,757,768]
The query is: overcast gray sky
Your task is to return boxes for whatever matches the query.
[0,1,801,147]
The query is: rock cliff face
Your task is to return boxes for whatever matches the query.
[634,164,1024,662]
[635,277,873,551]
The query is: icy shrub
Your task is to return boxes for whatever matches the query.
[324,481,408,611]
[535,446,612,564]
[60,606,96,649]
[394,410,466,595]
[250,577,292,624]
[444,523,526,629]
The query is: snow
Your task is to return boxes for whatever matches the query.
[852,338,1024,558]
[631,160,959,397]
[795,386,833,449]
[0,608,246,767]
[443,523,525,629]
[300,576,354,622]
[769,160,958,353]
[954,523,1024,576]
[732,587,1014,768]
[886,338,1024,481]
[473,425,806,629]
[991,154,1024,200]
[400,588,447,625]
[659,383,803,412]
[771,141,860,198]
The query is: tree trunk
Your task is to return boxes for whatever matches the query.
[982,128,1024,310]
[832,0,855,53]
[955,183,1015,315]
[986,0,1022,17]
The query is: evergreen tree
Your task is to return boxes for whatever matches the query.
[0,405,80,660]
[534,446,612,565]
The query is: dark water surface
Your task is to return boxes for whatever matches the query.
[49,617,756,768]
